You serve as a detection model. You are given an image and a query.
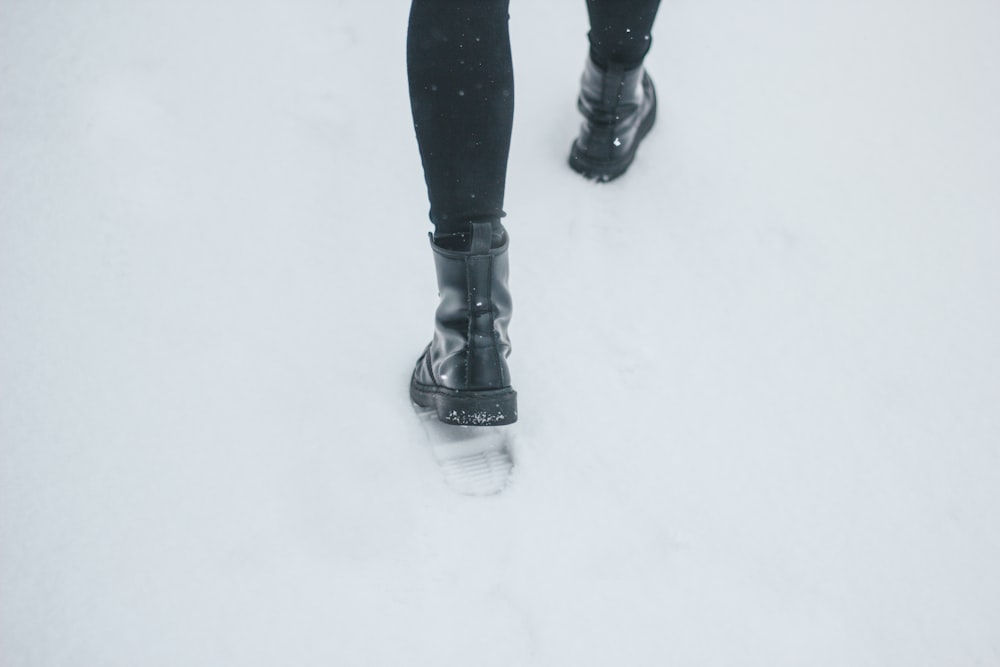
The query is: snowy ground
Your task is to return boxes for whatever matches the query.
[2,0,999,665]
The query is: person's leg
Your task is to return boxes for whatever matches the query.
[585,0,661,68]
[407,0,514,249]
[407,0,518,425]
[569,0,662,181]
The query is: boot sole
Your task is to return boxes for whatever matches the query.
[568,76,657,182]
[410,378,518,427]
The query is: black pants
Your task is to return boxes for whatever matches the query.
[407,0,661,240]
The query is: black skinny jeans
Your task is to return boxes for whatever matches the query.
[407,0,661,240]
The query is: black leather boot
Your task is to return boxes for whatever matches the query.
[568,57,657,182]
[410,222,517,426]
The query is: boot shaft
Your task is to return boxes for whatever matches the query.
[577,57,646,125]
[425,222,512,392]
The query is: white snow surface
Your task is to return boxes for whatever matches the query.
[2,0,999,665]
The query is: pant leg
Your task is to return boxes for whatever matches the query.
[406,0,514,243]
[586,0,662,68]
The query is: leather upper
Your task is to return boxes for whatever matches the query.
[413,223,512,392]
[574,57,655,162]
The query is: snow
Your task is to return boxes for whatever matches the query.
[2,0,999,665]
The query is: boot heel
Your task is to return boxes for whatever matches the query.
[436,388,517,427]
[411,380,517,427]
